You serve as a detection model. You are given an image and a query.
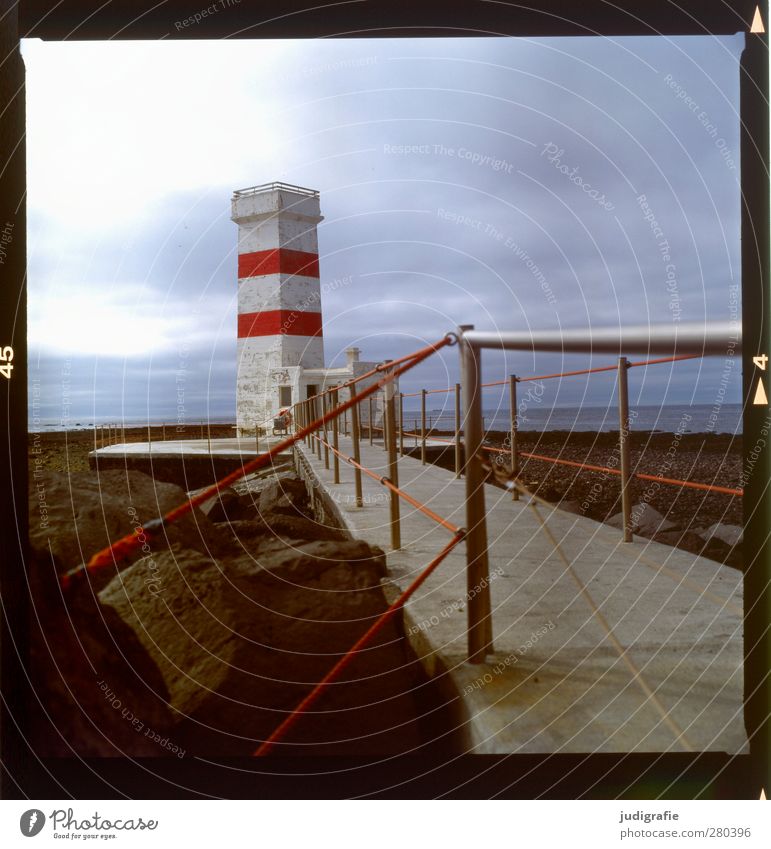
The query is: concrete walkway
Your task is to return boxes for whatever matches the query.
[296,435,746,755]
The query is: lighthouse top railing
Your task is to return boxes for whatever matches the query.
[232,182,320,199]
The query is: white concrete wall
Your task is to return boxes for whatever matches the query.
[236,337,324,433]
[238,275,321,313]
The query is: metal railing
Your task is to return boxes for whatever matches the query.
[232,182,319,198]
[76,325,743,753]
[291,321,742,664]
[458,321,742,660]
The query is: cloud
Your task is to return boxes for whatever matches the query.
[23,33,744,424]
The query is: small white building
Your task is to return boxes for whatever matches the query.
[232,182,392,435]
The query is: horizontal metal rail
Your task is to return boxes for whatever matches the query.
[462,321,740,355]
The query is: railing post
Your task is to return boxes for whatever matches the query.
[381,361,393,453]
[162,421,166,442]
[509,374,519,501]
[399,392,405,456]
[454,382,461,477]
[384,367,401,550]
[255,421,259,455]
[315,396,322,459]
[332,388,340,484]
[459,325,493,663]
[350,395,363,507]
[618,356,633,542]
[322,394,330,469]
[421,388,427,465]
[368,395,374,445]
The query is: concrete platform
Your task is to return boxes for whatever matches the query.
[90,436,290,458]
[89,437,292,488]
[295,436,747,755]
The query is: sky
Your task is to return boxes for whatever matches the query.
[22,34,744,426]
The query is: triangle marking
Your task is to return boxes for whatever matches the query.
[753,377,768,405]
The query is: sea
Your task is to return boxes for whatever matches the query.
[409,403,743,435]
[28,415,237,434]
[29,404,743,435]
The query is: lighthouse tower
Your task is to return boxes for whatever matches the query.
[232,183,325,434]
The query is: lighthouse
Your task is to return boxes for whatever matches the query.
[232,182,393,437]
[232,183,325,434]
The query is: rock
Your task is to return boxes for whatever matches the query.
[221,513,348,548]
[258,478,312,518]
[186,486,242,523]
[28,470,234,590]
[29,551,174,757]
[607,503,676,536]
[231,464,295,496]
[100,539,423,756]
[699,523,743,548]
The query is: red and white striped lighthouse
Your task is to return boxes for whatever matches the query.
[231,182,325,434]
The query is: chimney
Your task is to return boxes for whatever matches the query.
[345,347,361,366]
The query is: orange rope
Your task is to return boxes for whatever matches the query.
[306,344,452,402]
[629,354,700,368]
[318,436,462,534]
[68,335,453,588]
[401,353,701,395]
[484,446,743,497]
[254,530,465,756]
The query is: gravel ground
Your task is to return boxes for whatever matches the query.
[434,429,744,571]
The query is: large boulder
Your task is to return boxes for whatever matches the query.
[258,478,312,518]
[699,523,743,548]
[100,539,424,756]
[607,502,676,537]
[186,486,244,523]
[29,470,232,590]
